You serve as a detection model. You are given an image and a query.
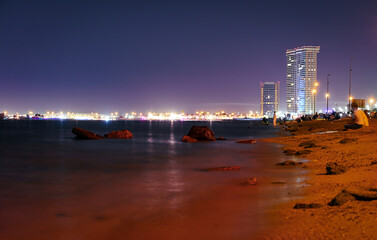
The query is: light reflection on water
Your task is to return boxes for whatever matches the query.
[0,120,306,240]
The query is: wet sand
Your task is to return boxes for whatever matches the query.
[258,118,377,239]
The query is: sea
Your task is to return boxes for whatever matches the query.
[0,120,307,240]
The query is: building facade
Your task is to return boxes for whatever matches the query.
[286,46,320,115]
[260,81,280,116]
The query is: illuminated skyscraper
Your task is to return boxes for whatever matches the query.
[286,46,320,114]
[260,81,280,116]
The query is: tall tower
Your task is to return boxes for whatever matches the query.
[260,81,280,116]
[286,46,320,115]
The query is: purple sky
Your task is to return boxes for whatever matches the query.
[0,0,377,114]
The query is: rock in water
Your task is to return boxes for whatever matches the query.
[182,135,198,143]
[187,126,215,141]
[72,127,104,140]
[105,130,133,139]
[326,162,348,175]
[236,139,256,144]
[205,166,240,171]
[244,177,257,185]
[216,136,227,140]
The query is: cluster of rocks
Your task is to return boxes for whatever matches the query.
[72,127,133,140]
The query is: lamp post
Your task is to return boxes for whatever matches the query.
[326,74,330,113]
[348,57,355,113]
[349,96,353,112]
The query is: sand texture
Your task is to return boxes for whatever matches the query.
[258,118,377,240]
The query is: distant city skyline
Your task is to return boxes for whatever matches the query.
[0,0,376,113]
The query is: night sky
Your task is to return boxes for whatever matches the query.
[1,0,376,114]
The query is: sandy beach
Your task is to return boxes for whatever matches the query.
[257,118,377,239]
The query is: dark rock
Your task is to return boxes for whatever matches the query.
[182,135,198,143]
[299,141,317,148]
[187,126,215,141]
[216,136,227,140]
[295,150,312,155]
[339,138,357,144]
[72,127,104,140]
[243,177,257,185]
[206,166,240,171]
[236,139,256,144]
[104,130,133,139]
[276,160,303,166]
[321,146,328,150]
[283,149,296,155]
[371,160,377,165]
[56,213,70,218]
[328,191,356,206]
[293,203,323,209]
[271,182,286,184]
[308,127,314,131]
[347,189,377,201]
[326,162,348,175]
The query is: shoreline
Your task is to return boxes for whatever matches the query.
[257,118,377,239]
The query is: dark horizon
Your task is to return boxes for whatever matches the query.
[1,0,377,114]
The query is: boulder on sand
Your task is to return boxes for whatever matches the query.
[72,127,104,140]
[104,130,133,139]
[276,160,303,166]
[187,126,215,141]
[326,162,348,175]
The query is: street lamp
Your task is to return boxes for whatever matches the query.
[349,96,353,112]
[348,57,355,112]
[312,89,317,113]
[326,74,331,113]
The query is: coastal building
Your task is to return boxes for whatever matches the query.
[260,81,280,116]
[286,46,320,115]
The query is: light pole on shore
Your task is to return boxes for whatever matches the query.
[348,57,355,113]
[326,74,330,113]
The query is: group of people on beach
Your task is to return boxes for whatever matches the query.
[264,102,371,130]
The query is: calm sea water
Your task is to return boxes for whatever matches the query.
[0,120,306,240]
